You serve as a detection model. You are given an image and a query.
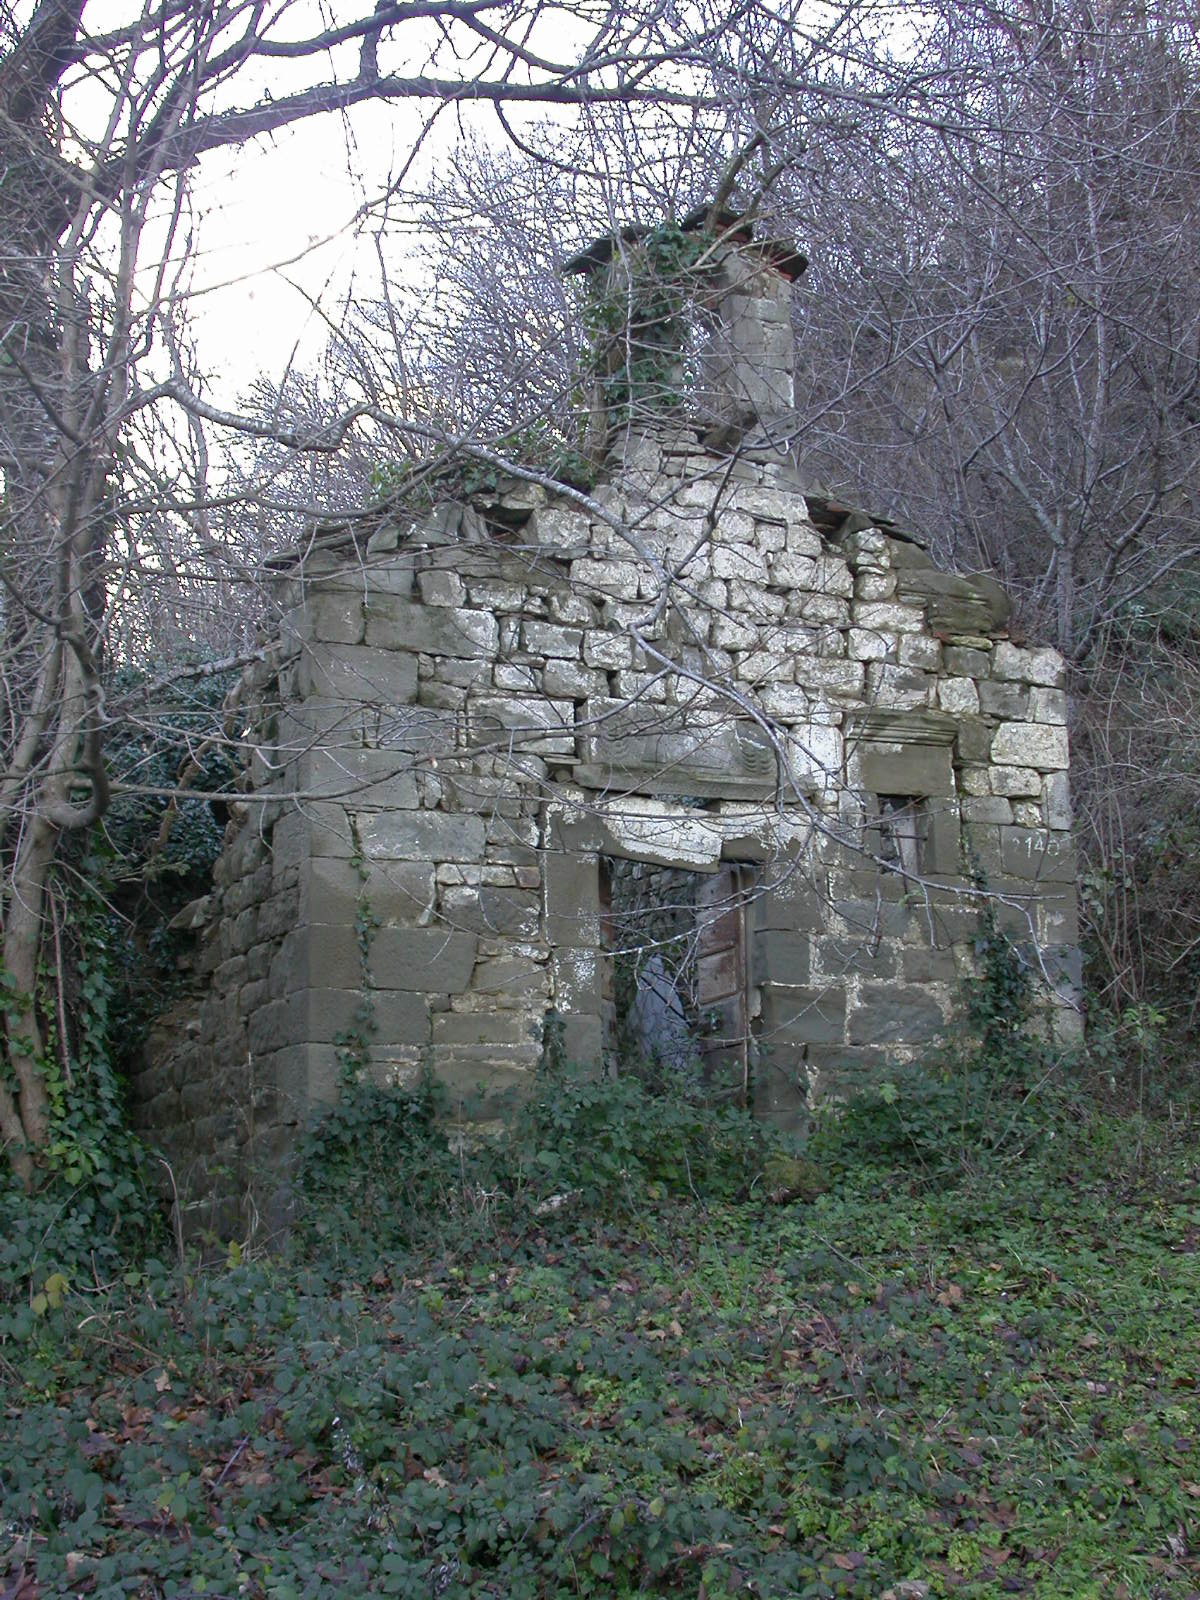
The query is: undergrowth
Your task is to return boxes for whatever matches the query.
[2,1094,1196,1599]
[2,914,1197,1597]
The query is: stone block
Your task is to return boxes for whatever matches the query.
[896,569,1011,634]
[1044,771,1072,830]
[1030,687,1069,723]
[296,644,418,705]
[897,634,942,671]
[570,558,640,600]
[356,809,485,861]
[962,796,1014,823]
[848,985,946,1045]
[365,597,500,658]
[751,1049,809,1127]
[852,601,925,633]
[944,644,991,677]
[433,1011,538,1047]
[544,661,607,700]
[523,620,583,659]
[560,1011,604,1066]
[813,936,896,979]
[991,765,1041,798]
[925,806,963,874]
[1000,828,1075,883]
[768,551,818,589]
[759,984,846,1045]
[712,544,768,583]
[991,722,1069,770]
[434,1054,541,1114]
[816,555,854,598]
[788,592,850,627]
[992,641,1066,687]
[584,632,634,670]
[296,749,420,808]
[900,946,959,983]
[979,680,1030,718]
[550,947,602,1016]
[1037,888,1079,945]
[752,929,811,986]
[937,678,980,715]
[370,927,478,992]
[759,683,811,721]
[417,569,465,607]
[795,658,865,697]
[439,885,541,940]
[856,743,955,798]
[467,694,576,758]
[737,647,799,683]
[865,662,932,710]
[543,851,602,947]
[855,569,897,601]
[298,987,430,1047]
[953,716,993,767]
[754,871,829,933]
[307,593,365,645]
[300,856,436,928]
[848,627,894,662]
[471,955,550,997]
[467,578,526,611]
[272,925,359,992]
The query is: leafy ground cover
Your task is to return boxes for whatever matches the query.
[2,1096,1198,1599]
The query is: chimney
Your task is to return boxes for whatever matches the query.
[699,237,804,439]
[563,214,806,453]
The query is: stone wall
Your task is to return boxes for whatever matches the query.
[132,420,1078,1230]
[132,232,1078,1230]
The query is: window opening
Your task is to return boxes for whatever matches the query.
[876,794,928,878]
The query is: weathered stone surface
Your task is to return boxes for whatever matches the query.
[752,929,811,985]
[1029,686,1069,723]
[357,810,486,861]
[297,644,418,705]
[991,765,1042,798]
[991,722,1070,770]
[856,742,955,798]
[1044,771,1072,830]
[943,644,991,677]
[992,641,1066,687]
[896,568,1011,634]
[937,678,980,715]
[979,680,1030,719]
[370,928,479,992]
[440,885,541,939]
[365,597,500,658]
[759,984,846,1045]
[848,985,946,1045]
[1000,828,1075,883]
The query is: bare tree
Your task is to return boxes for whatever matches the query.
[788,0,1200,662]
[1,0,963,1182]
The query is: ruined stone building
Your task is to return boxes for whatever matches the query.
[135,219,1079,1222]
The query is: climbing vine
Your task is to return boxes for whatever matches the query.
[579,224,717,425]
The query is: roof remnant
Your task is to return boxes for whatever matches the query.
[561,206,807,282]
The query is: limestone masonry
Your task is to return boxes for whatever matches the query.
[134,226,1079,1227]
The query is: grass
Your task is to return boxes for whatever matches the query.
[1,1107,1198,1598]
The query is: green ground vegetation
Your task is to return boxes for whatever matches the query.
[1,1047,1197,1600]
